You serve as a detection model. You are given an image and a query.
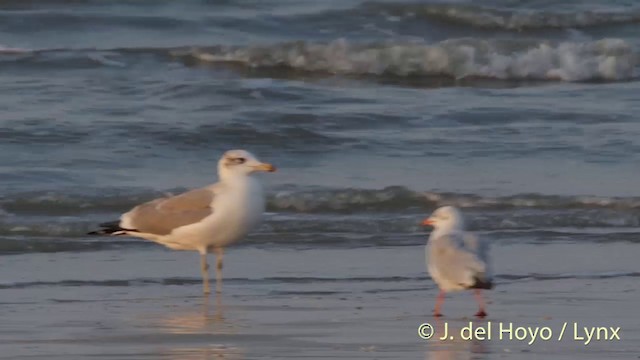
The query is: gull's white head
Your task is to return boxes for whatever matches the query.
[218,149,276,179]
[421,206,465,231]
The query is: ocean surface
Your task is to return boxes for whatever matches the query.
[1,0,640,359]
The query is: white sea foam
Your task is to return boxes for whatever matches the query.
[187,38,637,82]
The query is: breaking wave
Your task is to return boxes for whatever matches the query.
[1,39,636,82]
[180,38,637,82]
[4,186,640,215]
[268,186,640,213]
[2,186,640,254]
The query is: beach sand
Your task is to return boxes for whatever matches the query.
[2,241,638,359]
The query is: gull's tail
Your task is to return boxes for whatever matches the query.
[88,221,137,236]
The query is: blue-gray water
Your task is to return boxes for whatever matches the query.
[1,1,640,358]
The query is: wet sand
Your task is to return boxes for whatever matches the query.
[1,241,638,359]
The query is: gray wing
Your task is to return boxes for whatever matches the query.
[429,232,488,286]
[463,232,492,279]
[120,185,219,236]
[463,232,489,263]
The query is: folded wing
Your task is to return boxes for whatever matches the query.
[429,232,492,289]
[119,185,219,236]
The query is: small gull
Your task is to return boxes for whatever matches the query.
[89,149,276,294]
[421,206,493,317]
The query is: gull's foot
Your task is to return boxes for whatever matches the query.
[433,312,443,318]
[475,310,487,318]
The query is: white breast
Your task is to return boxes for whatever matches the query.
[169,176,265,251]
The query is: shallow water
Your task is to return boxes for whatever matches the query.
[1,0,640,358]
[2,244,639,358]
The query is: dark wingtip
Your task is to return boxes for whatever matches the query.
[88,221,131,236]
[87,229,116,236]
[470,277,493,290]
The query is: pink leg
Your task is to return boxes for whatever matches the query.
[474,289,487,318]
[433,290,445,317]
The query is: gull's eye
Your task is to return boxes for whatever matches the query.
[235,157,246,164]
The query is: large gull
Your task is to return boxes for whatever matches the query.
[421,206,493,317]
[89,149,276,294]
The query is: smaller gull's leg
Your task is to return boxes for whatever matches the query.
[200,252,211,295]
[433,290,445,317]
[214,247,224,294]
[474,289,487,318]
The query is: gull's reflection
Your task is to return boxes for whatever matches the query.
[161,345,244,360]
[158,293,238,335]
[425,318,489,360]
[154,293,245,360]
